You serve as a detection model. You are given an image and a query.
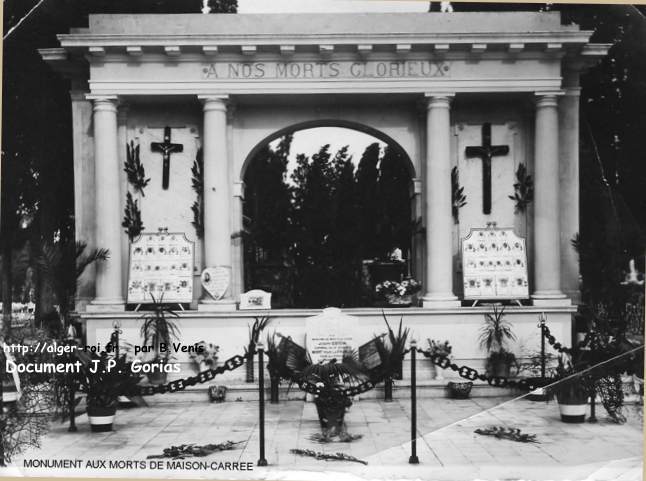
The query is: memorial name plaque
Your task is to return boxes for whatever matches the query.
[305,307,359,364]
[461,227,529,300]
[127,232,194,304]
[239,289,272,310]
[201,267,231,301]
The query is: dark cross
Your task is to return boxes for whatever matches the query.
[465,123,510,215]
[151,126,183,190]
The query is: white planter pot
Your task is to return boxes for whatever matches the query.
[89,414,115,432]
[557,402,587,423]
[3,391,19,403]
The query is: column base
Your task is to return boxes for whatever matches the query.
[531,291,571,307]
[421,294,461,309]
[86,298,126,312]
[198,298,238,312]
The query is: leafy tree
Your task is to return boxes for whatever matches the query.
[245,135,293,261]
[378,145,412,259]
[329,148,363,306]
[355,143,382,259]
[290,146,337,307]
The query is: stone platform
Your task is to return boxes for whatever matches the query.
[8,395,643,480]
[82,306,575,384]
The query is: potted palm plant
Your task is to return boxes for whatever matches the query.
[265,333,291,404]
[478,306,517,378]
[76,350,141,432]
[139,294,180,384]
[372,313,409,401]
[551,353,590,423]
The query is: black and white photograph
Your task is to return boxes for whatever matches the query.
[1,0,644,479]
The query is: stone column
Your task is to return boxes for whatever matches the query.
[532,93,568,306]
[422,94,460,308]
[559,70,582,303]
[117,104,130,295]
[198,95,236,310]
[88,96,125,310]
[70,87,95,311]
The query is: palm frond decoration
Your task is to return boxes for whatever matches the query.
[300,352,366,389]
[266,332,301,382]
[478,305,515,353]
[246,315,271,357]
[372,312,410,382]
[37,240,109,326]
[124,140,150,196]
[508,163,534,214]
[451,166,467,223]
[191,148,204,238]
[122,192,144,241]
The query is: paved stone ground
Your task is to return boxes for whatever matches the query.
[5,394,643,480]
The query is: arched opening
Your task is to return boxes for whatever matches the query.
[242,123,416,308]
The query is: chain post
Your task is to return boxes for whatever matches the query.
[257,342,268,467]
[409,340,419,464]
[588,387,597,423]
[539,312,546,381]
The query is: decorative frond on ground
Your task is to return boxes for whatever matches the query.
[290,448,368,465]
[474,426,539,443]
[309,433,363,443]
[146,441,242,459]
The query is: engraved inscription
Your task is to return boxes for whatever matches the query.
[202,60,450,80]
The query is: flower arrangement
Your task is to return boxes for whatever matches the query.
[375,278,422,297]
[427,339,453,358]
[188,341,219,372]
[427,339,453,380]
[376,278,422,306]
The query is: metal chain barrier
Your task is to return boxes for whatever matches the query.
[541,323,611,354]
[415,348,541,391]
[127,353,248,396]
[297,378,376,397]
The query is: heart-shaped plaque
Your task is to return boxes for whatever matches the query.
[201,267,230,300]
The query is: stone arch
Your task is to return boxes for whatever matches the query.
[239,119,416,182]
[238,119,420,308]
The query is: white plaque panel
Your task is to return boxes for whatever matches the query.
[127,232,194,304]
[462,227,529,300]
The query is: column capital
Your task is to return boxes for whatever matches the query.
[424,93,454,109]
[198,95,229,112]
[534,92,563,108]
[87,95,119,112]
